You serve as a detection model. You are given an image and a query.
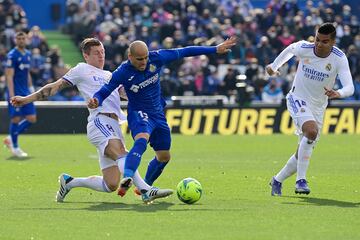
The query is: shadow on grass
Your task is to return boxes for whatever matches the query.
[12,201,225,212]
[84,201,175,212]
[12,201,176,213]
[283,196,360,208]
[5,156,33,161]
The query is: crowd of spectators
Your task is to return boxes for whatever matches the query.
[1,0,360,104]
[64,0,360,104]
[0,0,71,101]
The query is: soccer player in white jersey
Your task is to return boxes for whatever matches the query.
[10,38,173,203]
[266,23,354,196]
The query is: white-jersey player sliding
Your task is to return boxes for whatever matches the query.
[267,23,354,196]
[10,38,173,203]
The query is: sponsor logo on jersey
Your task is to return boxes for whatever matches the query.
[149,64,156,72]
[18,63,30,70]
[92,76,108,84]
[302,64,329,82]
[129,73,159,93]
[325,63,332,71]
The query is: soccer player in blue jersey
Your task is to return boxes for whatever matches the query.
[88,37,237,196]
[3,32,36,158]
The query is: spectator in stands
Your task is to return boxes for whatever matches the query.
[261,77,284,103]
[30,48,45,88]
[255,36,274,67]
[203,67,221,95]
[220,67,238,97]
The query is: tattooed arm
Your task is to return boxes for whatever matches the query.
[10,79,72,107]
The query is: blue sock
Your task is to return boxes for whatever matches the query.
[124,138,148,178]
[145,157,168,185]
[9,122,19,148]
[17,119,32,134]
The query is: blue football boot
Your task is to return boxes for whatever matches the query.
[270,177,282,196]
[295,179,310,195]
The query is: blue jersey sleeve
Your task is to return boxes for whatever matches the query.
[6,52,15,68]
[157,46,217,63]
[93,65,124,106]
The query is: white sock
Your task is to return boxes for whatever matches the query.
[296,137,315,181]
[275,154,297,182]
[67,176,111,192]
[117,156,150,192]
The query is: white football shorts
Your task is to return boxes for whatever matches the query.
[286,93,324,140]
[87,114,125,170]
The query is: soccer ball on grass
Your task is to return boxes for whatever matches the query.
[176,178,202,204]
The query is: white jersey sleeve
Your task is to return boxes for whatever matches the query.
[336,55,354,98]
[270,41,304,71]
[62,63,83,85]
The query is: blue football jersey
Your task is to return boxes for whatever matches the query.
[6,48,31,96]
[94,46,216,114]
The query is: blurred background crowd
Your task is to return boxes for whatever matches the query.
[1,0,359,104]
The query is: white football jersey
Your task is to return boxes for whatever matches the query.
[62,63,126,122]
[270,40,354,112]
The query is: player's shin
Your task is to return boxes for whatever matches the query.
[17,119,32,134]
[124,138,147,178]
[145,157,168,185]
[67,176,112,192]
[275,154,297,182]
[9,122,19,148]
[296,137,316,181]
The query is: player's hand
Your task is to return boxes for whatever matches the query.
[324,87,340,99]
[10,96,28,107]
[266,65,280,76]
[216,36,237,54]
[87,97,99,109]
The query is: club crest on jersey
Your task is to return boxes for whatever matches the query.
[304,59,310,64]
[300,108,305,113]
[149,64,156,72]
[325,63,332,71]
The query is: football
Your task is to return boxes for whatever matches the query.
[176,178,202,204]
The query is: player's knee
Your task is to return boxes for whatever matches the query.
[105,149,120,160]
[105,140,127,160]
[27,116,37,123]
[305,129,318,141]
[158,153,171,162]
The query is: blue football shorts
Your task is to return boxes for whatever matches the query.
[127,110,171,151]
[8,101,36,118]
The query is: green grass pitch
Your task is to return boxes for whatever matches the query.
[1,134,359,240]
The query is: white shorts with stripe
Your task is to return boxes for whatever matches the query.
[87,114,125,170]
[286,93,324,141]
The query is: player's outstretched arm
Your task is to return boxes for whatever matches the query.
[216,36,237,54]
[10,79,71,107]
